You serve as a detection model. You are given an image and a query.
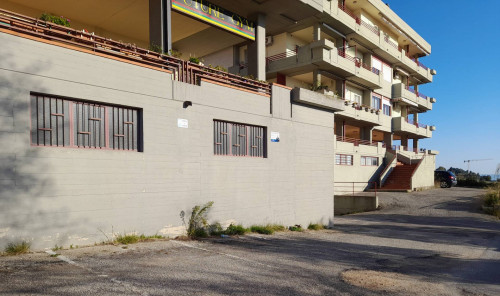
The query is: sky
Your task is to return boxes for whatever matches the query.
[386,0,500,175]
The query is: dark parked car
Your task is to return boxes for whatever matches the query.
[434,170,458,188]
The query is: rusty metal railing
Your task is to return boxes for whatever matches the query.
[0,8,271,96]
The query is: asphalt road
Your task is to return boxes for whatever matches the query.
[1,187,499,295]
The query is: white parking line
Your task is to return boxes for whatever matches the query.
[45,250,149,296]
[172,240,277,269]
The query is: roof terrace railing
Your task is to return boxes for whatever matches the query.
[0,8,271,96]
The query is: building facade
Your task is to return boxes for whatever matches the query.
[0,0,436,249]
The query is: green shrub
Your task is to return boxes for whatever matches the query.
[115,234,140,245]
[180,201,214,239]
[307,223,325,230]
[225,224,248,235]
[40,13,71,27]
[208,223,224,236]
[4,241,31,255]
[250,224,285,235]
[288,225,303,232]
[189,57,201,64]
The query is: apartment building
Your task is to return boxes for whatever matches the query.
[0,0,437,249]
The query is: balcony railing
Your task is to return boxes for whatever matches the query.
[360,20,380,36]
[417,61,429,71]
[0,8,271,96]
[338,2,361,23]
[405,85,416,94]
[384,36,399,50]
[336,135,378,147]
[417,92,428,100]
[391,145,419,153]
[265,47,298,65]
[405,118,428,129]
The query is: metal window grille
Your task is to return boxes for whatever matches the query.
[336,154,353,165]
[214,120,265,157]
[109,106,138,151]
[31,95,70,147]
[31,94,140,151]
[74,102,106,148]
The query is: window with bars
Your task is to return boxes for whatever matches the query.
[31,94,141,151]
[361,156,379,166]
[336,154,353,165]
[214,120,265,157]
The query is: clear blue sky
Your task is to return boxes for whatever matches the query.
[387,0,500,175]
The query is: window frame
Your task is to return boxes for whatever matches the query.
[336,154,353,166]
[30,93,142,152]
[213,120,266,158]
[361,156,379,166]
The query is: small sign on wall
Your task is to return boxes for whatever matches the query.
[271,131,280,142]
[177,118,189,128]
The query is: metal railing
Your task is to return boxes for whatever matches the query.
[336,135,378,147]
[360,20,380,36]
[384,36,399,50]
[334,182,377,197]
[391,145,421,154]
[372,67,380,75]
[405,118,428,129]
[417,92,428,100]
[265,47,298,65]
[338,2,360,23]
[417,61,429,70]
[0,8,271,96]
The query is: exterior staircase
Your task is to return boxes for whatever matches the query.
[380,162,419,190]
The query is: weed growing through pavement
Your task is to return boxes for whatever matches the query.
[250,224,286,235]
[4,241,31,255]
[307,223,326,230]
[288,225,303,232]
[180,201,214,239]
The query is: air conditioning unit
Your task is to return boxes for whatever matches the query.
[265,36,273,46]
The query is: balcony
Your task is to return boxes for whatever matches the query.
[0,8,271,97]
[335,136,386,154]
[325,1,435,83]
[392,117,433,138]
[400,50,433,83]
[392,83,433,111]
[337,101,392,129]
[266,40,381,89]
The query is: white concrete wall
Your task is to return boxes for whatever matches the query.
[0,32,335,250]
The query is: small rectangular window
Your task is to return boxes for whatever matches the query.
[372,96,381,110]
[336,154,353,166]
[383,104,391,116]
[214,120,265,158]
[31,94,141,151]
[361,156,379,166]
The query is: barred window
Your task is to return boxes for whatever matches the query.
[336,154,353,165]
[214,120,265,157]
[31,94,141,151]
[361,156,379,166]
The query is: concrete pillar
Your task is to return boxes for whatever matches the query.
[313,23,321,41]
[335,121,343,137]
[414,112,419,123]
[313,69,322,89]
[401,135,409,148]
[233,46,240,68]
[248,14,266,81]
[361,126,373,142]
[384,132,393,148]
[413,138,419,151]
[149,0,172,53]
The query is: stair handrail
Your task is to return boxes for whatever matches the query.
[379,152,397,188]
